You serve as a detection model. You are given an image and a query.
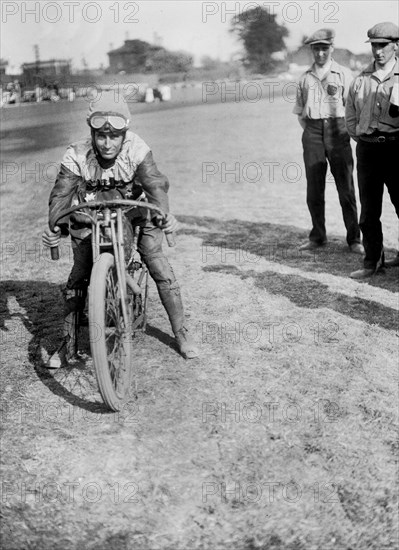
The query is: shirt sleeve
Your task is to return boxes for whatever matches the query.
[341,67,355,104]
[345,81,358,139]
[292,78,304,116]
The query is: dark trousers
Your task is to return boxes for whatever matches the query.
[66,218,185,334]
[356,140,399,269]
[302,118,360,245]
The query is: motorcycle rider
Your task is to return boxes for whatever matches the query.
[42,90,198,367]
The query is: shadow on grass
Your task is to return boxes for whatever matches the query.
[0,280,173,412]
[0,280,109,412]
[146,324,178,353]
[178,215,398,332]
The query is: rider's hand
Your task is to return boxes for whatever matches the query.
[154,213,179,234]
[42,226,61,248]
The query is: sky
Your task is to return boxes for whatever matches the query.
[1,0,398,72]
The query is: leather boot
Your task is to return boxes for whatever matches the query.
[46,288,87,369]
[174,327,199,359]
[157,282,199,359]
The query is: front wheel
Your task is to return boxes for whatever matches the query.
[89,253,132,411]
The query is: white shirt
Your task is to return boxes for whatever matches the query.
[293,60,353,119]
[314,59,333,81]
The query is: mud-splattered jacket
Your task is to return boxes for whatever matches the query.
[48,130,169,232]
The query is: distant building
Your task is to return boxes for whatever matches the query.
[289,46,371,70]
[0,60,18,88]
[0,59,8,76]
[107,40,162,73]
[22,59,72,87]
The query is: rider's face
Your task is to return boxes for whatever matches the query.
[94,131,124,160]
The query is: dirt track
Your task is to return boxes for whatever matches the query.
[1,95,398,549]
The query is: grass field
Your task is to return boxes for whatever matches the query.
[1,93,398,550]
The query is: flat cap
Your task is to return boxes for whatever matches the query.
[305,28,335,45]
[366,22,399,43]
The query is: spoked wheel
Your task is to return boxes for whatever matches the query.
[64,310,79,357]
[127,264,149,332]
[89,253,133,411]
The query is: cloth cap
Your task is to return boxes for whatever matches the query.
[87,89,131,128]
[366,22,399,43]
[305,28,335,45]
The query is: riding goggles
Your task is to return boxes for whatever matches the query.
[88,113,129,131]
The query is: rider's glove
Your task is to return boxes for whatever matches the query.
[42,226,61,248]
[154,213,179,234]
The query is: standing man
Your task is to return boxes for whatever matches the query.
[346,22,399,279]
[294,29,363,254]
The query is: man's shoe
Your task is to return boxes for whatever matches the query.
[175,327,199,359]
[385,254,399,268]
[45,344,70,369]
[298,241,326,251]
[349,243,365,255]
[350,268,376,279]
[349,243,365,256]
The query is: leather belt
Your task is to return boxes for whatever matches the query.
[359,133,399,143]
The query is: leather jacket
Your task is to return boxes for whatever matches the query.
[49,130,170,232]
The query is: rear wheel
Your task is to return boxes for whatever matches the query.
[89,253,132,411]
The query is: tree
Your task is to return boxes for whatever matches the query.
[145,49,193,73]
[230,7,289,73]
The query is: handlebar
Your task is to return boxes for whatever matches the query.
[50,199,175,260]
[51,247,60,260]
